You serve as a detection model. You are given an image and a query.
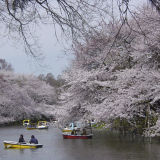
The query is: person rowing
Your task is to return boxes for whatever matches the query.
[29,135,38,144]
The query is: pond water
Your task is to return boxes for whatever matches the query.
[0,126,160,160]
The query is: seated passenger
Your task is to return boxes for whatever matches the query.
[29,135,38,144]
[19,134,25,143]
[71,129,77,135]
[81,128,87,135]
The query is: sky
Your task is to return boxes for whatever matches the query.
[0,23,73,78]
[0,0,146,78]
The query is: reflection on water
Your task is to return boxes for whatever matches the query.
[0,126,160,160]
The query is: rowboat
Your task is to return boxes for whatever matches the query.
[3,141,43,149]
[37,121,49,129]
[63,134,93,139]
[62,123,75,133]
[62,127,73,133]
[62,122,80,133]
[23,120,30,127]
[26,127,37,130]
[26,123,37,130]
[24,121,49,130]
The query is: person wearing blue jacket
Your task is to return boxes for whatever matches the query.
[29,135,38,144]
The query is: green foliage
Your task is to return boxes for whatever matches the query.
[92,121,106,129]
[112,118,131,132]
[111,112,158,135]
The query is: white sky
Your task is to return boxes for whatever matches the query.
[0,24,73,77]
[0,0,147,77]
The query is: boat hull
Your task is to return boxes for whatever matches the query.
[26,127,37,130]
[3,141,43,149]
[37,126,48,129]
[27,126,48,130]
[37,121,49,129]
[62,129,72,132]
[63,134,93,139]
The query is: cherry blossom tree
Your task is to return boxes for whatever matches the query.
[0,70,57,124]
[56,6,160,136]
[1,0,158,56]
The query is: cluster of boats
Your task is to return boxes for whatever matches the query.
[3,120,49,149]
[62,122,93,139]
[3,121,93,149]
[23,120,49,130]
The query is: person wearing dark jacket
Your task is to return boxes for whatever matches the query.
[19,134,25,143]
[29,135,38,144]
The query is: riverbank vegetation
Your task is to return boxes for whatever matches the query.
[0,61,58,125]
[56,6,160,137]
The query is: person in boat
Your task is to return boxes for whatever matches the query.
[71,129,77,135]
[29,135,38,144]
[19,134,25,143]
[81,128,87,135]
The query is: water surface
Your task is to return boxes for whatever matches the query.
[0,126,160,160]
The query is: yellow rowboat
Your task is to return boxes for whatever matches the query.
[62,128,72,132]
[3,141,43,149]
[23,120,30,127]
[25,121,49,130]
[62,123,79,133]
[26,127,37,130]
[37,121,49,129]
[26,123,37,130]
